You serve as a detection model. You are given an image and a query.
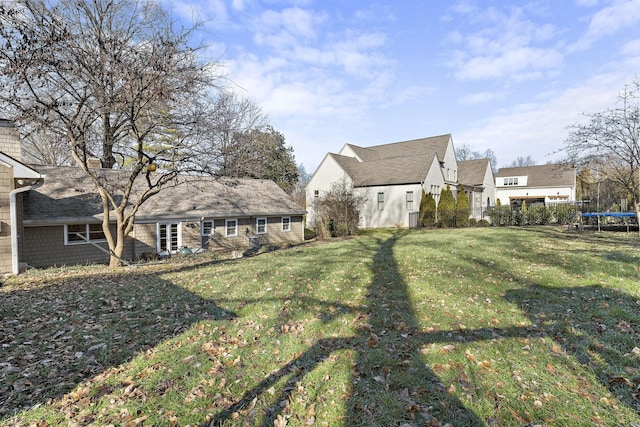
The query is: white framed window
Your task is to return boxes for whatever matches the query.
[201,220,214,248]
[157,222,181,254]
[282,216,291,232]
[256,217,267,234]
[406,191,414,211]
[314,189,319,198]
[377,192,385,210]
[201,220,214,236]
[64,223,107,245]
[226,219,238,237]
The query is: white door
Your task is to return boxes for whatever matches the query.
[158,223,181,255]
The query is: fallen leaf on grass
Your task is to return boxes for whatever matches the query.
[440,344,455,353]
[551,343,564,354]
[616,321,634,333]
[464,350,476,363]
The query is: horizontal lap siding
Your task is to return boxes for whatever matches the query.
[132,223,157,257]
[0,166,13,274]
[206,215,304,251]
[22,225,135,268]
[20,215,304,269]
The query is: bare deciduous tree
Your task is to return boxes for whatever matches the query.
[565,79,640,230]
[195,90,269,176]
[0,0,223,266]
[508,155,537,168]
[456,143,498,173]
[21,127,73,165]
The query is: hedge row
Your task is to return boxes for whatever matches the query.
[487,204,578,226]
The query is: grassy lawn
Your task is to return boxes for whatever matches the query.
[2,227,640,426]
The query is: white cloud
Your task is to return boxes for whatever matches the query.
[571,0,640,51]
[252,7,325,49]
[456,47,563,80]
[456,66,640,166]
[445,4,564,82]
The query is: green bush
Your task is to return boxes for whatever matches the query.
[454,185,471,227]
[419,190,437,227]
[477,219,490,227]
[438,185,456,227]
[304,228,316,240]
[488,204,578,227]
[488,205,515,226]
[555,204,578,225]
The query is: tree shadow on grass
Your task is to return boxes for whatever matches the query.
[0,271,235,420]
[209,231,485,426]
[504,283,640,414]
[208,229,640,426]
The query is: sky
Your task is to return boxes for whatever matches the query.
[163,0,640,173]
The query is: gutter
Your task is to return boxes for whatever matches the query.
[10,180,44,274]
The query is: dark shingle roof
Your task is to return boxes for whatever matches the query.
[334,134,451,187]
[332,153,433,187]
[23,165,305,224]
[458,159,491,187]
[361,134,451,160]
[495,164,575,187]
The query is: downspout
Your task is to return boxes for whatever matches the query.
[10,180,43,274]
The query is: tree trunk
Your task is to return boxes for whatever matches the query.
[108,215,126,268]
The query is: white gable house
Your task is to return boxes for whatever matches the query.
[306,134,495,229]
[495,164,576,208]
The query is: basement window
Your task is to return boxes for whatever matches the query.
[64,223,106,245]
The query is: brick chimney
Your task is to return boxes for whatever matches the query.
[0,119,23,161]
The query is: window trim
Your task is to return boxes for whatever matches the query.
[377,192,385,210]
[201,220,215,236]
[406,191,414,211]
[64,223,107,245]
[282,216,291,232]
[256,217,267,234]
[225,218,238,237]
[157,222,181,255]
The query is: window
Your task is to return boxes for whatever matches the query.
[201,220,214,248]
[282,216,291,232]
[201,220,214,236]
[314,190,319,198]
[65,223,106,245]
[256,217,267,234]
[226,219,238,237]
[406,191,414,211]
[377,192,385,210]
[504,177,519,186]
[158,223,180,254]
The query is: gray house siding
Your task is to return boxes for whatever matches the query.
[22,224,135,268]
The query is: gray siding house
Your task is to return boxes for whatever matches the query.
[0,120,305,274]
